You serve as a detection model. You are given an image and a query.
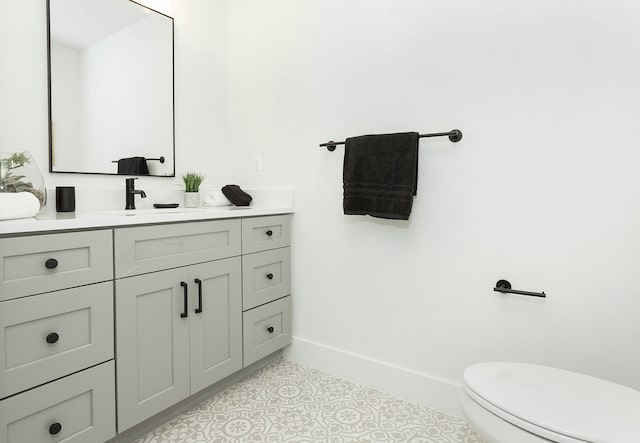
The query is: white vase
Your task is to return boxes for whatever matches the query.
[184,192,200,208]
[0,151,47,220]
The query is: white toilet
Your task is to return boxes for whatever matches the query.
[461,362,640,443]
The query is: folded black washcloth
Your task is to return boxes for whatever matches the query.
[222,184,252,206]
[117,157,149,175]
[343,132,419,220]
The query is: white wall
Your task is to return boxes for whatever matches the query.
[226,0,640,410]
[0,0,50,177]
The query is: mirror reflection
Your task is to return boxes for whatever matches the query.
[48,0,174,176]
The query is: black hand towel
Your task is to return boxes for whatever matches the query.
[117,157,149,175]
[343,132,419,220]
[222,184,253,206]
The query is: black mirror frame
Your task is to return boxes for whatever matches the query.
[46,0,176,177]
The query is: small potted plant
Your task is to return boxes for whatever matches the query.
[181,171,205,208]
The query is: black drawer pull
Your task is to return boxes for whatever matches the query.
[265,229,273,237]
[180,282,188,318]
[45,258,58,270]
[266,273,274,280]
[49,422,62,435]
[267,326,274,333]
[195,278,203,314]
[46,332,59,344]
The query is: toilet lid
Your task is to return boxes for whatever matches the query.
[464,362,640,443]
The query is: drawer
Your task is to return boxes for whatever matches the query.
[242,247,291,310]
[114,219,241,278]
[242,215,291,254]
[0,281,114,399]
[0,361,115,443]
[243,296,291,367]
[0,230,113,301]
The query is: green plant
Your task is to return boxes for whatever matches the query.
[0,151,46,205]
[1,153,32,189]
[1,152,35,192]
[181,172,206,192]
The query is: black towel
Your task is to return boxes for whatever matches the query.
[222,184,253,206]
[343,132,419,220]
[117,157,149,175]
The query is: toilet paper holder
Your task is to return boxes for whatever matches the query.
[494,280,546,298]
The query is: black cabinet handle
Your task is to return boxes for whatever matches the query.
[267,326,274,333]
[46,332,59,344]
[266,273,274,280]
[180,282,188,318]
[45,258,58,270]
[266,229,273,237]
[49,422,62,435]
[194,278,203,314]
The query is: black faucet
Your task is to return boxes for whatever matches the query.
[125,178,146,210]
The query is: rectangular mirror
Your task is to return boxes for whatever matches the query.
[47,0,175,176]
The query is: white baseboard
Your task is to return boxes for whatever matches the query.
[284,336,464,417]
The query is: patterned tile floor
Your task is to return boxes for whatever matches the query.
[135,359,485,443]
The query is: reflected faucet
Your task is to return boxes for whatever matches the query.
[125,178,146,210]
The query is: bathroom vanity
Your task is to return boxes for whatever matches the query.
[0,208,292,442]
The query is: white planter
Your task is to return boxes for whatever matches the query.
[0,151,47,220]
[184,192,200,208]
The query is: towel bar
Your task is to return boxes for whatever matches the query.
[493,279,546,298]
[320,129,462,151]
[111,156,165,164]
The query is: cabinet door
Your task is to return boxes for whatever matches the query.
[115,268,190,432]
[189,257,242,393]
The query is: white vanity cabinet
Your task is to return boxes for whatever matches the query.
[0,211,292,441]
[0,230,116,443]
[114,220,243,431]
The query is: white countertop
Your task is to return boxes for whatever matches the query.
[0,188,295,235]
[0,205,294,235]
